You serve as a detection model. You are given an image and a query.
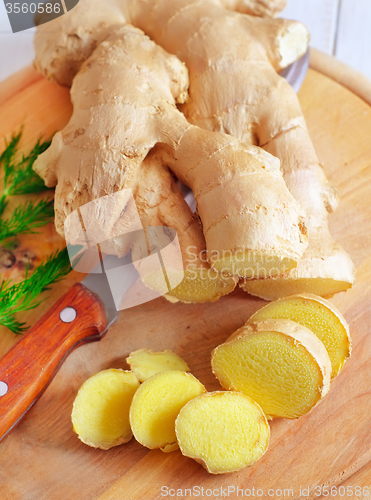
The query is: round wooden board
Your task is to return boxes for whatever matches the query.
[0,51,371,500]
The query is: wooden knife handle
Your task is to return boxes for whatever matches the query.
[0,283,107,442]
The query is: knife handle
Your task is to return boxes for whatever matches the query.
[0,283,107,442]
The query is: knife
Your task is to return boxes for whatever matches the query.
[0,254,138,442]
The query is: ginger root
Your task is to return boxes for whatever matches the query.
[131,0,355,298]
[126,348,189,382]
[129,370,206,452]
[34,25,307,293]
[248,294,351,379]
[71,369,140,450]
[175,391,270,474]
[212,319,331,419]
[33,25,236,302]
[33,0,354,298]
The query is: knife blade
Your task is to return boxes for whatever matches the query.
[0,254,138,442]
[280,48,310,94]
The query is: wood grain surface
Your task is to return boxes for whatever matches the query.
[0,56,371,499]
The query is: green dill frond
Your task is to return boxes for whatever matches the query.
[0,198,54,242]
[0,131,71,335]
[0,128,52,197]
[0,248,72,334]
[0,129,22,188]
[0,195,8,218]
[0,130,55,243]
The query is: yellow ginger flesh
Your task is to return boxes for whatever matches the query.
[129,371,206,451]
[71,369,140,450]
[143,269,237,304]
[212,320,331,419]
[165,269,236,303]
[175,391,269,474]
[248,294,351,378]
[242,277,352,301]
[211,251,297,279]
[126,349,190,382]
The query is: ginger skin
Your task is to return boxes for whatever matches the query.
[219,0,287,17]
[131,151,237,302]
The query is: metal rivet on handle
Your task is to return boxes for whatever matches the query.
[60,307,77,323]
[0,381,8,397]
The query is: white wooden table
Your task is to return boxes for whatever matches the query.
[282,0,371,80]
[0,0,371,82]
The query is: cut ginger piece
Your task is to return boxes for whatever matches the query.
[126,349,189,382]
[212,319,331,419]
[248,293,351,379]
[71,369,140,450]
[175,391,269,474]
[129,371,206,452]
[241,277,352,301]
[141,269,237,304]
[210,251,298,279]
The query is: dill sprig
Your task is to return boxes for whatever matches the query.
[0,198,54,242]
[0,132,73,335]
[0,130,54,242]
[0,248,72,334]
[0,129,52,198]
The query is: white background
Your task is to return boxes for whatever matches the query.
[0,0,371,82]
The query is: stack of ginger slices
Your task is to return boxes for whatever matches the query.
[71,293,350,474]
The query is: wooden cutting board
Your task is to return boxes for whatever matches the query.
[1,51,371,500]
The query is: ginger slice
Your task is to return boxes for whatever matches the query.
[126,349,189,382]
[212,319,331,419]
[129,371,206,452]
[175,391,269,474]
[248,294,351,379]
[163,269,237,303]
[71,369,140,450]
[210,251,297,279]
